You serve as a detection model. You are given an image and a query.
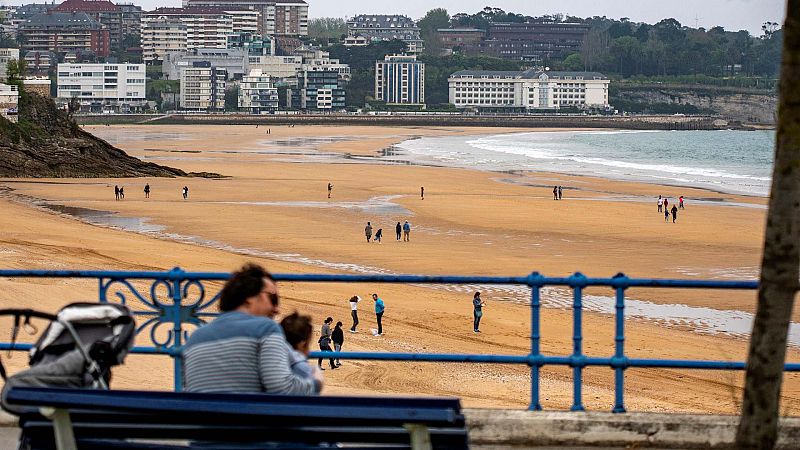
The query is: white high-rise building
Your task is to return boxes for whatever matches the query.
[141,16,187,62]
[143,8,236,51]
[180,62,226,111]
[246,54,301,79]
[375,54,424,106]
[0,48,20,81]
[239,69,278,114]
[56,63,147,113]
[448,69,610,110]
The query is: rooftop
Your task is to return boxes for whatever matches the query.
[22,11,105,29]
[54,0,121,13]
[451,69,608,80]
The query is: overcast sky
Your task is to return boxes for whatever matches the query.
[3,0,787,36]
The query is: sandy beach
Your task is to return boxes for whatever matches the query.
[0,124,797,414]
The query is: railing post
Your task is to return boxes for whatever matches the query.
[170,267,184,391]
[570,272,586,412]
[528,272,543,411]
[612,273,627,413]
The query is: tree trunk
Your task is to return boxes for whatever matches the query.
[736,1,800,448]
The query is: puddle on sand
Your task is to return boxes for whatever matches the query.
[34,200,797,346]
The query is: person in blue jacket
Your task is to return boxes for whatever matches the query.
[372,293,385,336]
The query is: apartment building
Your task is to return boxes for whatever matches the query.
[56,63,147,112]
[246,54,301,79]
[143,8,235,50]
[18,11,111,58]
[290,67,344,110]
[448,69,609,110]
[179,61,226,111]
[118,3,143,36]
[375,54,424,105]
[141,15,187,62]
[53,0,123,51]
[459,21,590,62]
[294,46,350,81]
[0,48,20,81]
[183,0,308,36]
[239,69,278,113]
[0,83,19,123]
[163,48,248,80]
[23,50,57,73]
[347,15,422,53]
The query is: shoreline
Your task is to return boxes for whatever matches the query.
[1,123,795,413]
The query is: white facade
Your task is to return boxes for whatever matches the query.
[0,83,19,122]
[295,47,350,81]
[239,69,278,114]
[56,63,147,112]
[182,14,234,49]
[0,48,20,81]
[141,16,187,62]
[226,9,260,34]
[375,54,425,105]
[448,70,610,110]
[246,55,301,79]
[180,65,226,110]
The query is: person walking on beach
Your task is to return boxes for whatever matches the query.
[420,186,424,200]
[144,184,150,199]
[114,185,120,201]
[558,186,563,200]
[318,317,337,370]
[679,196,685,209]
[372,293,385,336]
[395,222,402,241]
[332,321,344,367]
[553,186,558,200]
[473,292,486,333]
[119,186,124,199]
[657,195,663,212]
[402,221,411,242]
[349,295,360,332]
[664,208,670,222]
[327,183,333,199]
[182,186,189,200]
[671,205,678,223]
[663,198,669,211]
[364,222,373,243]
[374,228,382,243]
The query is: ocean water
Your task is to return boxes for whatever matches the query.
[396,130,775,196]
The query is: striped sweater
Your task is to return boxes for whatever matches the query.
[182,311,320,395]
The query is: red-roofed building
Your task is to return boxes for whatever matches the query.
[54,0,123,51]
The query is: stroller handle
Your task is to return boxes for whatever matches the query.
[0,309,58,322]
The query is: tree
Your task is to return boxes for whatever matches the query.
[224,85,239,112]
[561,53,583,71]
[735,1,800,448]
[6,58,27,83]
[418,8,449,55]
[308,18,347,42]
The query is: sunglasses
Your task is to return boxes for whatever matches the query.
[261,289,280,306]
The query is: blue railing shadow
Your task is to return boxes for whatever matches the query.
[0,268,797,413]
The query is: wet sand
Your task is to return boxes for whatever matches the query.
[0,124,797,414]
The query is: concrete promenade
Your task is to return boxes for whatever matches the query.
[2,409,798,448]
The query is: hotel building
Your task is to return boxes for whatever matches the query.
[375,54,424,106]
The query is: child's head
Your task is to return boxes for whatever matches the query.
[335,321,343,329]
[280,312,313,354]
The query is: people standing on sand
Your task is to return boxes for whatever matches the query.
[317,317,337,370]
[657,195,663,212]
[114,185,120,201]
[558,186,563,200]
[372,293,385,336]
[671,205,678,223]
[144,184,150,199]
[473,292,486,333]
[421,186,424,200]
[327,183,333,199]
[664,208,670,222]
[332,321,344,367]
[182,186,189,200]
[365,222,373,242]
[663,198,669,211]
[396,222,402,241]
[553,186,558,200]
[403,221,411,242]
[679,196,685,209]
[119,186,124,199]
[349,295,360,332]
[374,228,382,243]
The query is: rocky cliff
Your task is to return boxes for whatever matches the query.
[613,84,777,124]
[0,89,186,178]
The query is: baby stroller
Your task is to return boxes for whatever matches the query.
[0,302,136,414]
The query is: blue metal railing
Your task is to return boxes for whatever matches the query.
[0,267,797,413]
